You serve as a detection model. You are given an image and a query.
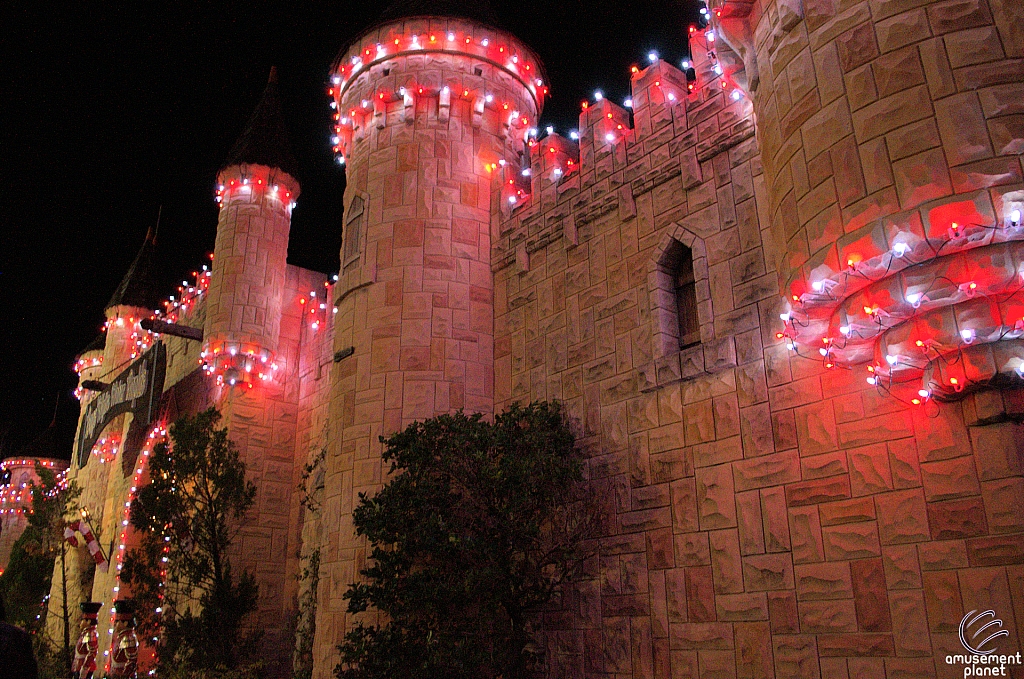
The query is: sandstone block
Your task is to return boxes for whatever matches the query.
[882,544,922,589]
[795,561,854,600]
[744,552,797,591]
[762,486,793,552]
[785,475,852,506]
[696,464,739,530]
[889,589,932,656]
[875,489,931,544]
[967,535,1024,566]
[716,592,769,622]
[822,521,882,560]
[769,590,800,634]
[926,496,988,540]
[736,489,767,555]
[790,505,826,563]
[799,599,858,633]
[982,478,1024,534]
[710,529,745,594]
[734,449,801,491]
[773,634,821,678]
[921,570,963,633]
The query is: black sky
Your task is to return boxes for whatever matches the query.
[0,1,699,457]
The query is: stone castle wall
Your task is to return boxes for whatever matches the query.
[313,17,545,674]
[489,5,1024,675]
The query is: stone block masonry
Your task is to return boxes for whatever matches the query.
[486,1,1024,675]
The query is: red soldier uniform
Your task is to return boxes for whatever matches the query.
[70,602,102,679]
[109,599,139,679]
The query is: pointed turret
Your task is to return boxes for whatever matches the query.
[204,67,299,389]
[105,226,160,312]
[222,67,299,180]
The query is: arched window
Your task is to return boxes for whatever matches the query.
[664,239,701,350]
[343,195,364,268]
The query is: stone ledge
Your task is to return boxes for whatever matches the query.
[639,337,738,392]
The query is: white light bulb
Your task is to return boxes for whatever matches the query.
[447,32,455,41]
[1011,209,1022,225]
[811,280,824,292]
[839,325,851,336]
[594,90,603,101]
[731,90,742,101]
[867,377,877,385]
[332,75,341,85]
[960,329,974,343]
[714,64,723,75]
[624,98,633,107]
[779,312,791,322]
[918,389,930,398]
[707,30,716,41]
[553,167,563,177]
[485,93,494,103]
[569,131,579,140]
[605,132,616,142]
[508,196,517,204]
[905,292,921,306]
[546,125,554,134]
[885,354,898,365]
[892,242,910,256]
[648,51,659,63]
[482,38,489,46]
[522,168,532,177]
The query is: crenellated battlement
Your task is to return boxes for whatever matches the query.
[492,28,754,275]
[329,17,546,166]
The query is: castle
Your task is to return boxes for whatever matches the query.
[39,0,1024,676]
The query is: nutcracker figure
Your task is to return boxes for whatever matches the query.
[70,601,102,679]
[109,599,140,679]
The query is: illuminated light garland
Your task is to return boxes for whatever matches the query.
[74,356,104,374]
[215,176,296,212]
[199,340,278,388]
[102,425,167,675]
[0,459,68,516]
[777,203,1024,401]
[90,434,122,465]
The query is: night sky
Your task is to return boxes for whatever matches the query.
[0,1,700,457]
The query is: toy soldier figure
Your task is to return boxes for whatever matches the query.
[70,602,102,679]
[110,599,140,679]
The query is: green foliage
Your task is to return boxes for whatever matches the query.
[336,401,592,679]
[294,447,326,679]
[122,407,260,676]
[0,466,80,629]
[0,464,81,675]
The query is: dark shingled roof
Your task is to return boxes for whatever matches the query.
[377,0,502,26]
[106,226,161,311]
[78,333,106,357]
[10,421,60,461]
[223,67,299,179]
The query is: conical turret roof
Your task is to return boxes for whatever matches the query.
[223,67,299,179]
[105,225,161,312]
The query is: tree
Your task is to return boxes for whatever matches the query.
[0,464,82,675]
[121,407,260,677]
[336,401,593,679]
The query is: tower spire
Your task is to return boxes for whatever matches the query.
[222,67,298,179]
[105,223,160,312]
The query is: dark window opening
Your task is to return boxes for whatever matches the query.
[664,240,701,350]
[343,195,364,268]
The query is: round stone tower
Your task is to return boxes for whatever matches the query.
[203,68,300,388]
[714,0,1024,399]
[315,4,546,674]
